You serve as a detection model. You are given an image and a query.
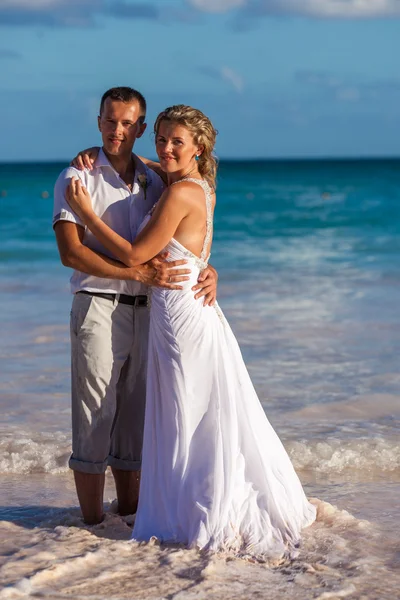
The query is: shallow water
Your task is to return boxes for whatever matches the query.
[1,482,399,599]
[0,159,399,598]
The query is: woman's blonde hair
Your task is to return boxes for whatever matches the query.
[154,105,218,189]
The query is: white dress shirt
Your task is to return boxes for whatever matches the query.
[53,149,165,295]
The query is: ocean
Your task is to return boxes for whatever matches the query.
[1,159,399,599]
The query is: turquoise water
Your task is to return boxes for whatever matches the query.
[2,159,400,271]
[1,157,399,421]
[2,159,399,403]
[1,159,399,598]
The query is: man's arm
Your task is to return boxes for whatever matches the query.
[54,221,190,288]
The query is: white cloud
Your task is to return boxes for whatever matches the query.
[0,0,65,7]
[0,0,160,27]
[198,64,244,92]
[273,0,400,18]
[296,70,362,101]
[221,66,244,92]
[336,86,360,101]
[190,0,400,18]
[189,0,245,13]
[295,69,400,105]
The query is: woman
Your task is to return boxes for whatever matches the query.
[67,105,316,558]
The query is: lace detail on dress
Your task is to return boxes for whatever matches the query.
[213,301,225,323]
[170,177,213,266]
[172,242,208,271]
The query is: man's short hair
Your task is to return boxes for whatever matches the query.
[99,87,147,123]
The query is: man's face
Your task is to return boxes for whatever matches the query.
[98,98,146,157]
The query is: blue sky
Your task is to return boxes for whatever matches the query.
[1,0,399,161]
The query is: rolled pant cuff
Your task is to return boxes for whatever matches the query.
[69,454,108,475]
[108,454,141,471]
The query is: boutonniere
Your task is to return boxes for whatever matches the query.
[138,174,148,200]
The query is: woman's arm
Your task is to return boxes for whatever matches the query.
[70,147,100,170]
[66,177,189,267]
[136,156,167,183]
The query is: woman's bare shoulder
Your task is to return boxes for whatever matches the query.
[170,179,209,194]
[171,179,216,211]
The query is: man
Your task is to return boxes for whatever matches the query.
[53,87,217,524]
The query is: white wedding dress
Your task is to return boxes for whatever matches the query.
[132,178,316,558]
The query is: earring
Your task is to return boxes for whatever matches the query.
[195,155,199,162]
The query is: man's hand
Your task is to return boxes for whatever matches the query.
[136,253,191,289]
[192,264,218,306]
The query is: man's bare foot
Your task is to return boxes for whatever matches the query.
[83,513,105,526]
[73,471,105,525]
[118,501,138,517]
[112,468,141,515]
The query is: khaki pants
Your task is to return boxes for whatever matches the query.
[69,293,150,474]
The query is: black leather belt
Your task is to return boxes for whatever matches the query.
[77,291,148,307]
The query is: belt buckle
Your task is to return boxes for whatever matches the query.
[135,295,148,308]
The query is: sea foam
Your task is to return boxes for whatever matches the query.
[0,431,70,474]
[1,429,398,476]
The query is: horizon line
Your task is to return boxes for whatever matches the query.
[1,154,400,165]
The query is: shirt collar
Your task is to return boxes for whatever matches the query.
[93,149,148,194]
[94,148,147,177]
[93,147,116,170]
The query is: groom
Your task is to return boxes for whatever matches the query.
[53,87,218,524]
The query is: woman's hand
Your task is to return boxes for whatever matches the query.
[70,147,100,170]
[66,177,94,222]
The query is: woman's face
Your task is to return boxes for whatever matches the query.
[156,121,201,174]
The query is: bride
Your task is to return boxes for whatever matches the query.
[67,104,316,558]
